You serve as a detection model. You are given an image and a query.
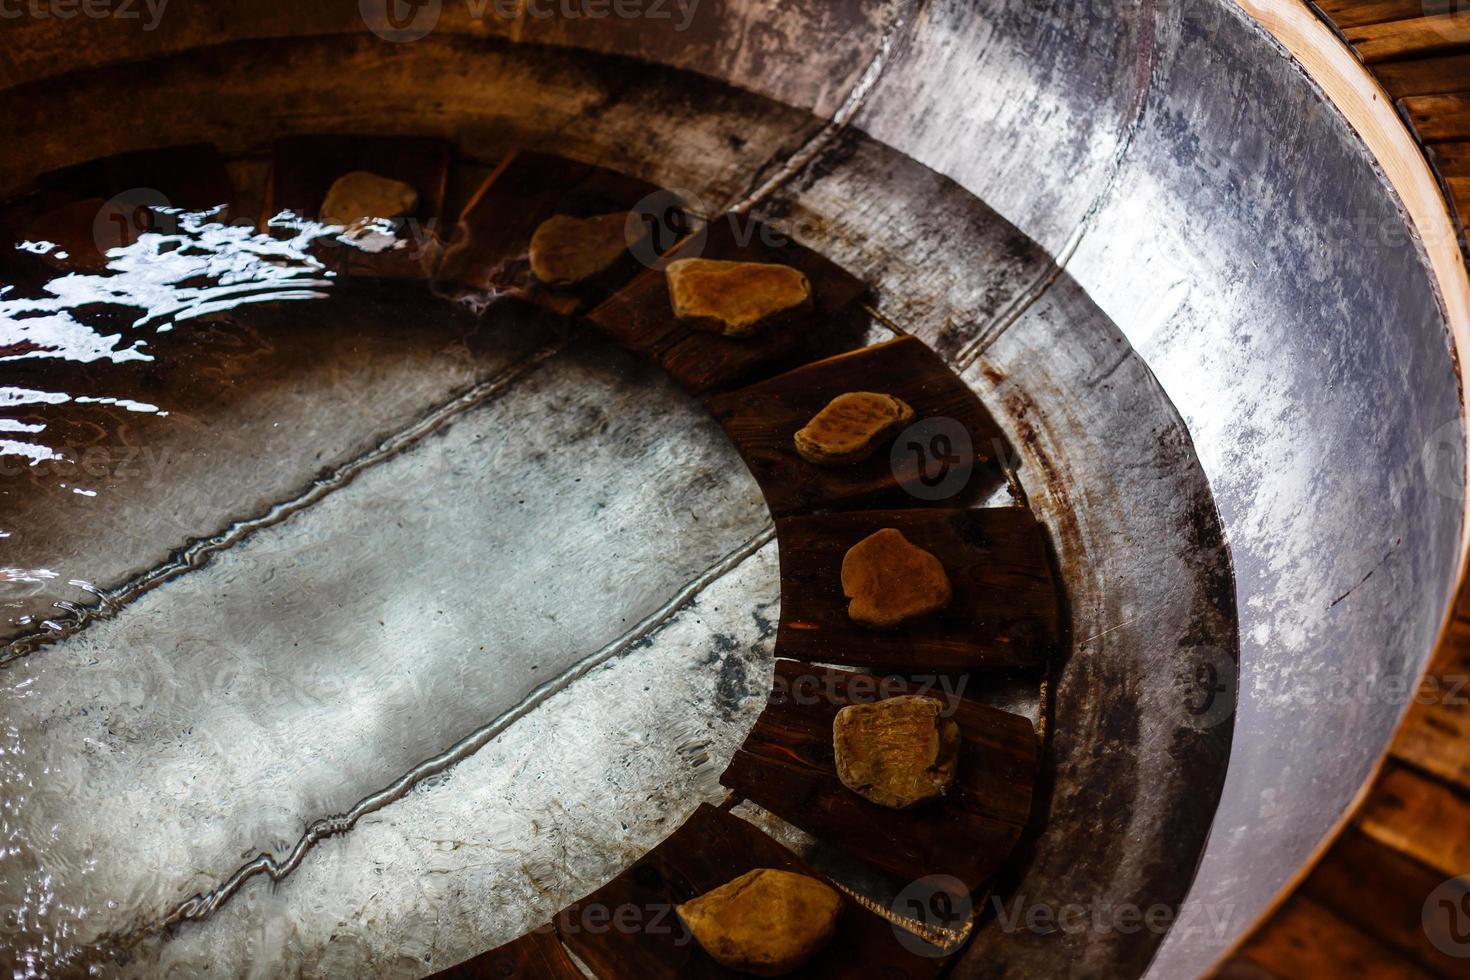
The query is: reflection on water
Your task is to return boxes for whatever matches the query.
[0,206,339,471]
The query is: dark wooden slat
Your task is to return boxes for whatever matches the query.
[775,508,1062,672]
[435,149,677,315]
[1391,607,1470,789]
[1302,829,1470,976]
[555,803,943,979]
[586,214,868,394]
[35,142,234,212]
[705,337,1009,517]
[1448,175,1470,241]
[1402,93,1470,142]
[263,134,452,279]
[429,927,583,979]
[0,143,234,282]
[1313,1,1445,30]
[1359,761,1470,880]
[1432,141,1470,177]
[1376,53,1470,98]
[1226,894,1435,980]
[1347,13,1470,63]
[721,659,1036,890]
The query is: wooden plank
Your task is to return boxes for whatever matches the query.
[1401,93,1470,143]
[705,337,1009,517]
[1346,12,1470,62]
[263,134,452,279]
[1375,53,1470,98]
[1302,828,1470,975]
[435,149,678,315]
[1228,894,1434,980]
[774,507,1062,673]
[0,143,234,281]
[554,803,943,979]
[428,927,584,979]
[1448,175,1470,243]
[586,214,869,394]
[721,659,1036,890]
[1391,609,1470,788]
[35,142,234,213]
[1312,0,1441,30]
[1432,141,1470,177]
[1359,762,1470,880]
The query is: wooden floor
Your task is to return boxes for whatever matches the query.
[1219,11,1470,965]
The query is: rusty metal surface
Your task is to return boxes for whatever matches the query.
[0,0,1459,977]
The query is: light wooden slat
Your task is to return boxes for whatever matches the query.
[1228,894,1435,980]
[1358,762,1470,879]
[1402,93,1470,143]
[1345,12,1470,62]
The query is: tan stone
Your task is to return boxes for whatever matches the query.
[665,258,812,338]
[677,868,843,976]
[833,695,961,809]
[794,392,915,465]
[841,528,951,629]
[319,171,419,226]
[529,212,632,286]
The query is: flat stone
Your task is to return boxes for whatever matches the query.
[793,391,915,466]
[832,694,960,809]
[676,868,843,976]
[319,171,419,227]
[529,212,636,286]
[665,258,812,338]
[840,527,951,629]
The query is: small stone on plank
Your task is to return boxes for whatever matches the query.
[665,258,812,338]
[794,391,915,466]
[841,527,952,629]
[676,867,843,976]
[833,694,960,809]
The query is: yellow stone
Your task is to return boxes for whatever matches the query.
[677,868,843,976]
[841,528,952,629]
[794,391,915,466]
[665,258,813,338]
[529,212,635,286]
[833,695,961,809]
[319,171,419,226]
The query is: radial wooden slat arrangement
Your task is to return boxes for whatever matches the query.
[239,139,1071,976]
